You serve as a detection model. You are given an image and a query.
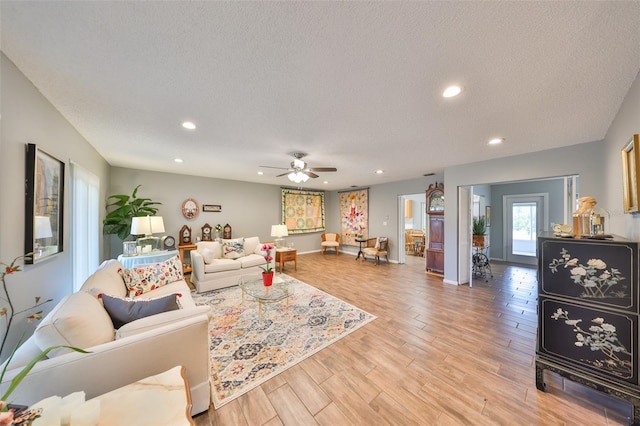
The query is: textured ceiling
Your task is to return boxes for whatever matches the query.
[2,1,639,190]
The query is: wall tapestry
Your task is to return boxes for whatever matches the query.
[340,188,368,246]
[282,188,325,234]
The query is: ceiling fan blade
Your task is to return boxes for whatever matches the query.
[276,172,291,177]
[308,167,337,172]
[304,171,319,179]
[260,165,290,170]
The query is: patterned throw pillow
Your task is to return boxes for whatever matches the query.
[222,238,245,259]
[120,255,184,297]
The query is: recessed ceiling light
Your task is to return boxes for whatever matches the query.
[376,169,384,174]
[323,181,328,184]
[174,158,183,163]
[257,171,264,175]
[442,85,462,98]
[488,138,505,145]
[182,121,196,130]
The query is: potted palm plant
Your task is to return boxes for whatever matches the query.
[102,185,161,240]
[472,216,488,247]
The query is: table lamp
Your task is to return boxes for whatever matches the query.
[131,215,165,252]
[34,215,53,257]
[271,224,289,249]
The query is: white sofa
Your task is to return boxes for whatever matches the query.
[0,257,211,415]
[190,236,275,293]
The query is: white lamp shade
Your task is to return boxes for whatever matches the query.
[149,216,165,233]
[131,216,151,236]
[34,215,53,239]
[131,216,165,236]
[271,224,289,238]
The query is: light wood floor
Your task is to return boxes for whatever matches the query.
[193,252,632,425]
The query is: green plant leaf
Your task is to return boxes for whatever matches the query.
[1,345,90,402]
[102,186,161,238]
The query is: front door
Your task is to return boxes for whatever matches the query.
[505,194,547,265]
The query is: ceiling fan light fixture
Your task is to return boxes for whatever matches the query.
[288,171,309,183]
[293,158,305,169]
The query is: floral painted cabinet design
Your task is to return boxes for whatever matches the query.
[536,234,640,424]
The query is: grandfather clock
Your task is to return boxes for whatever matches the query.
[426,182,444,275]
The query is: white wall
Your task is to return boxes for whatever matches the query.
[0,54,111,358]
[443,69,640,284]
[108,167,333,258]
[443,141,605,284]
[603,69,640,239]
[108,169,440,262]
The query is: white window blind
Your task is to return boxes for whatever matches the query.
[71,162,100,291]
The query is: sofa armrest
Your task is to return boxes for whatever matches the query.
[190,250,205,283]
[0,314,211,415]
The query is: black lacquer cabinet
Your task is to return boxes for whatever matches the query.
[536,233,640,424]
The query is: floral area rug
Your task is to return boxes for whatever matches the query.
[192,275,376,408]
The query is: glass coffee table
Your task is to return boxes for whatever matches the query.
[239,275,293,322]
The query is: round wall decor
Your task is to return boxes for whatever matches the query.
[182,198,199,219]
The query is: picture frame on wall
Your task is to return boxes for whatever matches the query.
[202,204,222,212]
[621,134,640,213]
[25,143,65,264]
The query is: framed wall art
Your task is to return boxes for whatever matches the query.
[182,198,199,219]
[339,188,369,246]
[281,188,325,234]
[622,134,640,213]
[202,204,222,212]
[25,143,65,264]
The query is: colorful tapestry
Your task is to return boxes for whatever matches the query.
[340,188,368,246]
[281,188,325,234]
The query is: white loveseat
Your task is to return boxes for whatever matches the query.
[190,236,275,293]
[0,257,211,415]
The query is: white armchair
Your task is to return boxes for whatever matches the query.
[320,233,340,255]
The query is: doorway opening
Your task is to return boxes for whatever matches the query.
[504,194,548,265]
[459,175,577,285]
[398,192,426,268]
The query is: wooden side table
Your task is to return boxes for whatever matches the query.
[276,248,297,273]
[178,244,197,276]
[355,238,367,261]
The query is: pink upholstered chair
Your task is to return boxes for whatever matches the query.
[320,233,340,255]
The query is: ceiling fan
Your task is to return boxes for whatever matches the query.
[261,153,337,183]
